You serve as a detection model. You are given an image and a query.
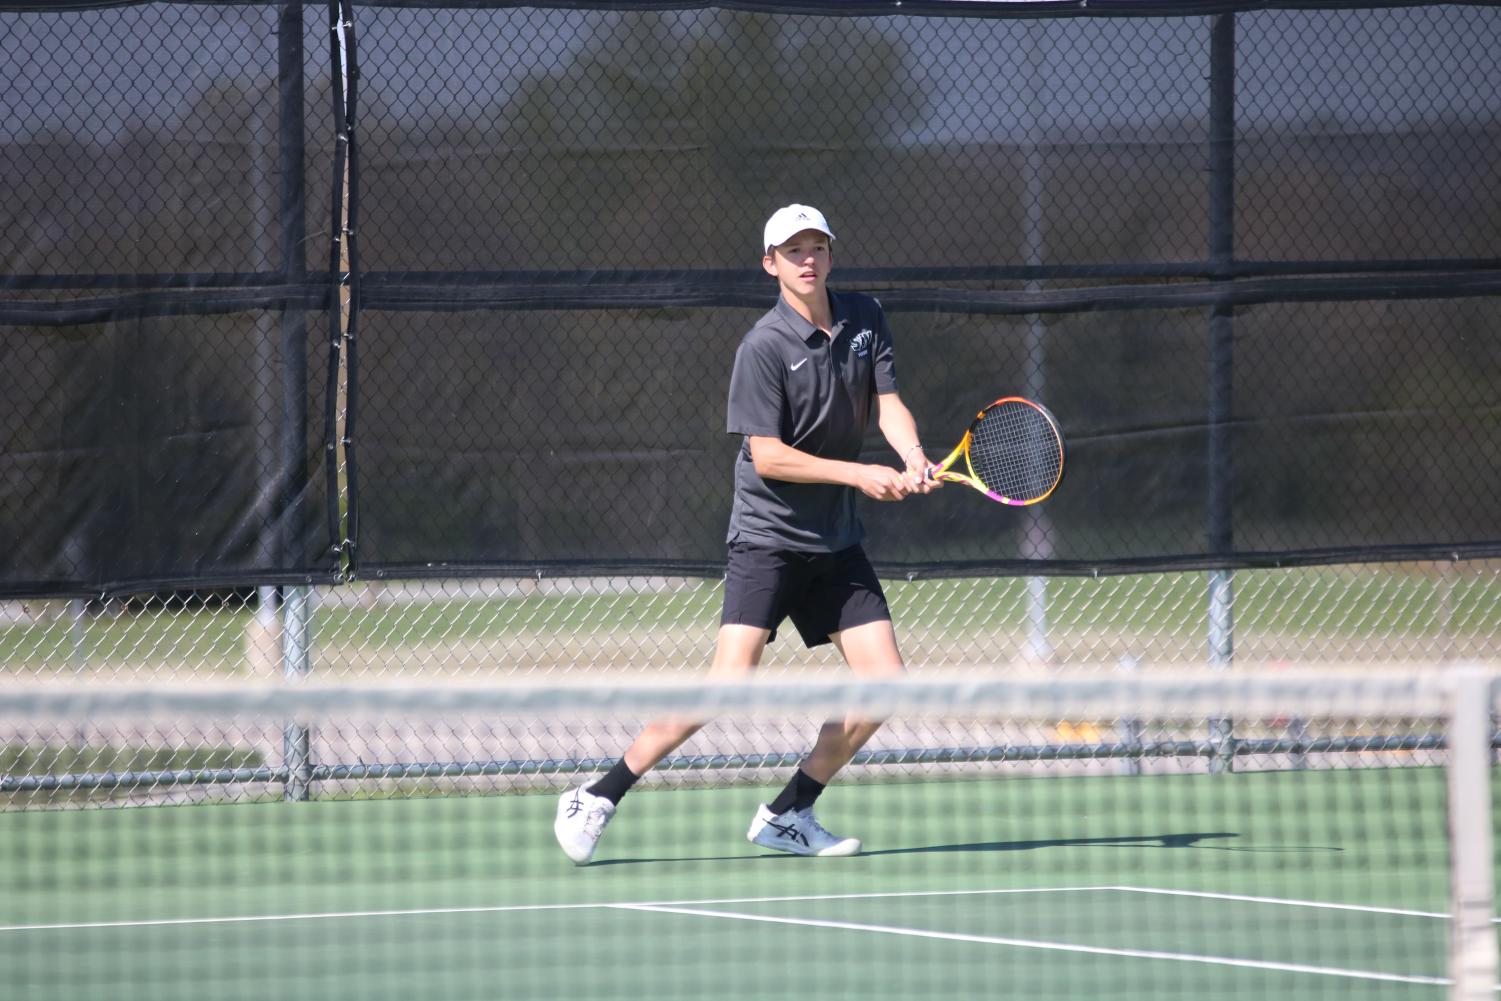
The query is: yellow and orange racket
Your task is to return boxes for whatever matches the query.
[925,397,1065,506]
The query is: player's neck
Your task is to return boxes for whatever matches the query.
[782,287,834,336]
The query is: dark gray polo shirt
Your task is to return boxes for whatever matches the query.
[725,290,899,552]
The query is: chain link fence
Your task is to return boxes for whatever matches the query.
[6,563,1500,682]
[4,1,1500,805]
[4,560,1497,805]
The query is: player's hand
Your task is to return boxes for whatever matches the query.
[904,450,940,495]
[853,464,915,501]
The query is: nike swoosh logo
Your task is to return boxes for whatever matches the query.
[790,359,807,371]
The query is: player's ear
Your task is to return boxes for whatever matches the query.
[761,252,778,277]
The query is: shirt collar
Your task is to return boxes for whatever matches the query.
[774,291,849,345]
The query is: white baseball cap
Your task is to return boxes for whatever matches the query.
[762,204,835,253]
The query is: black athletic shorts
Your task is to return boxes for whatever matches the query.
[720,541,892,647]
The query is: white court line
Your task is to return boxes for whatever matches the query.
[1113,886,1449,920]
[612,903,1452,988]
[0,884,1470,933]
[0,887,1108,933]
[0,902,600,933]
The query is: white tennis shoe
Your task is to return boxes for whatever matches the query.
[554,785,616,865]
[747,804,861,857]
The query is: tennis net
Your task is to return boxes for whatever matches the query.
[2,668,1497,1000]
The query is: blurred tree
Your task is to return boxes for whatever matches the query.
[496,10,932,270]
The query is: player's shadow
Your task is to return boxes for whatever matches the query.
[862,831,1242,856]
[589,831,1250,867]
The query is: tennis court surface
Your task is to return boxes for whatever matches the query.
[1,672,1495,999]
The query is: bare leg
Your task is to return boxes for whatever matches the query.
[621,624,770,775]
[800,619,905,784]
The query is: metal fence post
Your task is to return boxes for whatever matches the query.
[279,2,314,803]
[1021,22,1054,665]
[282,585,313,801]
[1116,655,1144,776]
[1206,11,1237,773]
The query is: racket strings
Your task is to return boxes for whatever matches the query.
[968,403,1063,501]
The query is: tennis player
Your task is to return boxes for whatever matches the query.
[554,204,936,864]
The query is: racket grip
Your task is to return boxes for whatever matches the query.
[922,464,937,482]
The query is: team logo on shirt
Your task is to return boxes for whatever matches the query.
[850,328,874,358]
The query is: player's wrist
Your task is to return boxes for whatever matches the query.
[843,460,874,489]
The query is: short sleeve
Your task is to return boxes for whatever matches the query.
[726,335,785,438]
[871,300,899,395]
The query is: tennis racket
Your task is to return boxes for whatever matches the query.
[925,396,1065,506]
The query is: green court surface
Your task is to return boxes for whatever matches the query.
[0,769,1471,1000]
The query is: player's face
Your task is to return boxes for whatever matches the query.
[763,230,832,297]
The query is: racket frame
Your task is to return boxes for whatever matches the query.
[925,396,1065,506]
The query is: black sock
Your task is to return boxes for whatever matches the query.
[586,758,640,806]
[767,768,825,815]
